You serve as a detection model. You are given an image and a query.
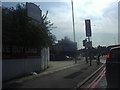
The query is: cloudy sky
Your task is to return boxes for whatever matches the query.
[2,0,119,49]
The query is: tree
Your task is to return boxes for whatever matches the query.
[2,3,56,58]
[2,3,56,49]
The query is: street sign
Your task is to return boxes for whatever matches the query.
[85,19,91,37]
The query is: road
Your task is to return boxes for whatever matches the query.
[95,56,107,88]
[95,74,107,88]
[3,59,103,89]
[79,56,107,89]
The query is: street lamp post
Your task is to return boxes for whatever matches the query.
[71,0,77,63]
[71,0,76,43]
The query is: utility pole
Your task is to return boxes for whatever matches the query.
[71,0,76,43]
[71,0,77,63]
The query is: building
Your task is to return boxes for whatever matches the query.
[118,1,120,44]
[51,37,77,60]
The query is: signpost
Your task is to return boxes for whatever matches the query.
[84,19,92,66]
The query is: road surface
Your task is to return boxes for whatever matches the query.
[3,59,103,89]
[95,56,107,88]
[80,56,107,89]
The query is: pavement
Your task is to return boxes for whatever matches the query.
[3,58,84,84]
[3,57,104,88]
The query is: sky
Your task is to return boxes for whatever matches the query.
[2,0,119,49]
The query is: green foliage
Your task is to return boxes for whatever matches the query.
[2,3,56,49]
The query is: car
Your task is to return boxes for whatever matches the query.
[65,56,72,60]
[106,46,120,88]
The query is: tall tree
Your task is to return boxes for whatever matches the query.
[2,3,56,49]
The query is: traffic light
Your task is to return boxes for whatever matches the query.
[83,39,87,46]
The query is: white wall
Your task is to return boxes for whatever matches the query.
[2,47,50,81]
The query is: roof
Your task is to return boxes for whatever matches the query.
[111,46,120,50]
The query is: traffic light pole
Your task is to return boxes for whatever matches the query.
[84,19,92,66]
[84,37,92,66]
[88,36,92,66]
[85,47,88,64]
